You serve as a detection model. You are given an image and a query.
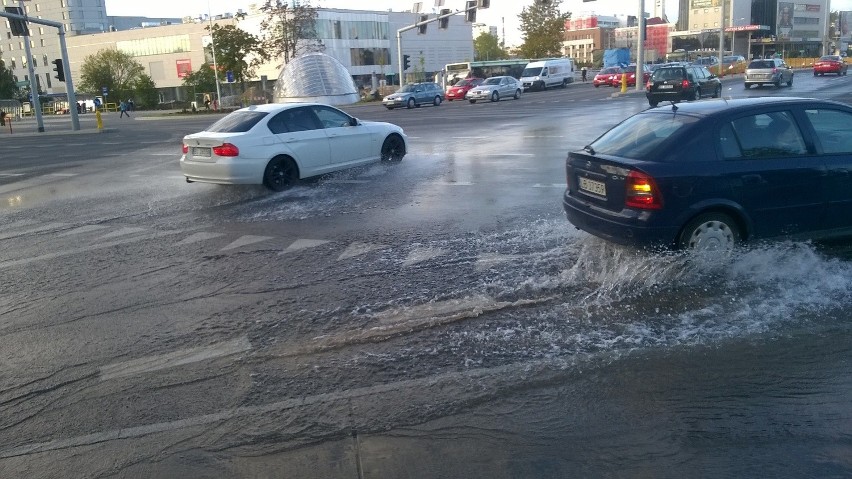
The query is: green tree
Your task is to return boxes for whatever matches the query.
[207,24,267,92]
[518,0,570,59]
[79,49,145,103]
[0,58,17,98]
[132,73,159,108]
[182,63,218,99]
[474,32,508,61]
[260,0,323,64]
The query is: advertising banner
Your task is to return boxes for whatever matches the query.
[777,2,793,40]
[176,59,192,79]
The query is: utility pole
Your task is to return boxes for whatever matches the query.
[635,0,645,91]
[19,0,44,132]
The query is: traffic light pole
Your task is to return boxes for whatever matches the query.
[0,5,79,131]
[396,4,479,87]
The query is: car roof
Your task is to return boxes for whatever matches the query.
[642,97,847,117]
[232,103,333,114]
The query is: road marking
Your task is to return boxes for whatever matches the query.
[338,242,388,260]
[0,173,25,177]
[0,222,68,241]
[451,136,488,139]
[97,227,147,240]
[220,235,274,251]
[57,225,109,237]
[532,183,566,188]
[176,232,226,246]
[402,246,446,267]
[280,239,330,254]
[324,179,371,184]
[0,353,572,459]
[523,135,565,138]
[99,336,252,381]
[475,253,522,271]
[433,181,473,186]
[49,173,78,177]
[0,230,184,270]
[493,153,535,157]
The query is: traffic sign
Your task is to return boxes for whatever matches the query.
[101,86,109,96]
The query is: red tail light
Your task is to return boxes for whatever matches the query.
[213,143,239,157]
[772,67,778,73]
[681,79,690,89]
[182,144,188,154]
[625,170,662,210]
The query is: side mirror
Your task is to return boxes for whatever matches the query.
[349,117,358,127]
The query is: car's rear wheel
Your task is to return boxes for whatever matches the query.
[385,106,394,110]
[491,91,499,102]
[678,212,741,252]
[692,87,700,100]
[263,156,298,192]
[813,70,818,76]
[514,89,521,99]
[744,83,751,89]
[407,98,415,109]
[380,134,406,163]
[469,99,477,104]
[787,75,793,87]
[713,84,721,98]
[433,96,442,106]
[648,99,658,107]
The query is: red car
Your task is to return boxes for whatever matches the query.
[592,67,622,87]
[608,64,652,87]
[813,55,848,76]
[445,78,484,101]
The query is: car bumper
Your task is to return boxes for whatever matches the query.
[382,99,407,107]
[446,91,465,100]
[467,91,492,100]
[563,192,679,249]
[744,75,781,84]
[814,66,842,73]
[180,155,266,185]
[646,90,690,103]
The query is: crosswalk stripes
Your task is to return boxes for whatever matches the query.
[220,235,274,251]
[57,225,109,237]
[402,246,446,267]
[176,232,226,246]
[280,239,330,254]
[337,242,389,260]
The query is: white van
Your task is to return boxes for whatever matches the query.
[520,58,575,91]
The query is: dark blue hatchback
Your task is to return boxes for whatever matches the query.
[563,97,852,250]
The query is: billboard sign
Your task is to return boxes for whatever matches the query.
[777,2,793,41]
[176,59,192,78]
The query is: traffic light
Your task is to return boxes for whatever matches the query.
[418,14,428,34]
[52,58,65,82]
[465,1,476,22]
[477,0,490,8]
[439,8,450,29]
[403,54,411,71]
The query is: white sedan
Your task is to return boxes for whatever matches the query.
[466,76,523,103]
[181,103,408,191]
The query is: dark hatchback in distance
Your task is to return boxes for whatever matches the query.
[563,98,852,251]
[645,64,722,107]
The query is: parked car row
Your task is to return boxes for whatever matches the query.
[382,77,524,109]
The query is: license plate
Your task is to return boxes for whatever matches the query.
[658,84,673,89]
[579,177,606,197]
[192,147,211,157]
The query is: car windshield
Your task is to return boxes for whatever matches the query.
[601,67,621,74]
[399,84,417,93]
[521,67,543,77]
[748,60,774,69]
[589,112,698,159]
[456,79,474,86]
[483,78,502,85]
[819,56,840,61]
[206,111,268,133]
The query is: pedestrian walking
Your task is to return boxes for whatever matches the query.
[128,98,135,112]
[119,100,130,118]
[204,94,211,110]
[581,66,588,82]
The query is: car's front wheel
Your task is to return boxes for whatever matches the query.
[678,212,741,251]
[787,75,793,87]
[433,96,442,106]
[406,98,415,109]
[263,156,298,192]
[713,84,721,98]
[380,134,406,163]
[491,91,499,102]
[514,89,521,99]
[469,99,477,104]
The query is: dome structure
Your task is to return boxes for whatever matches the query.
[273,53,359,105]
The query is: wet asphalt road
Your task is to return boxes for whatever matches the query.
[1,73,851,478]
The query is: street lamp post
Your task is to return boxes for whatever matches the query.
[208,1,222,110]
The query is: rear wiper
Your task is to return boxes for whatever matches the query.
[583,145,595,155]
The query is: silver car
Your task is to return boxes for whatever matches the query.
[466,76,522,103]
[744,58,793,89]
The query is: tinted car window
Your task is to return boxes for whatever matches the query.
[590,113,699,159]
[206,111,267,133]
[651,68,683,80]
[729,111,807,158]
[805,109,852,154]
[748,60,774,69]
[313,106,351,129]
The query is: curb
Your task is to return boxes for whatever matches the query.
[1,128,117,138]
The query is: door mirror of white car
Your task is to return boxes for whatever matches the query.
[349,117,358,127]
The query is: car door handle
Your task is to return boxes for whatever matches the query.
[742,174,766,185]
